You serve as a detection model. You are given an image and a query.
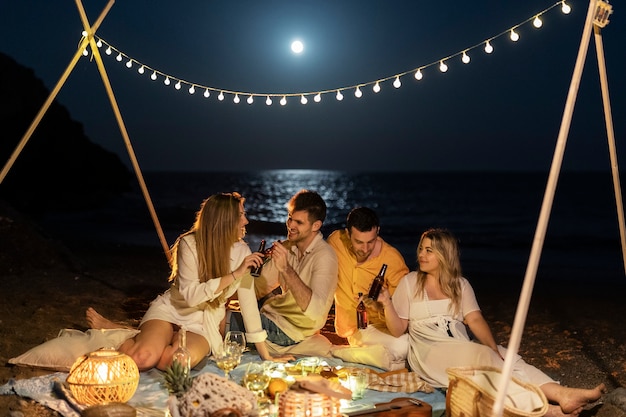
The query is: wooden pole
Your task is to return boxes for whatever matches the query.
[74,0,172,260]
[0,1,114,184]
[491,1,598,415]
[593,25,626,274]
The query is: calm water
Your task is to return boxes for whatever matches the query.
[43,170,626,290]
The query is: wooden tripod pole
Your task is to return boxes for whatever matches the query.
[75,0,172,260]
[491,1,598,415]
[593,26,626,273]
[0,1,114,184]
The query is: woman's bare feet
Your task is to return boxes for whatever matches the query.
[86,307,128,329]
[557,383,606,414]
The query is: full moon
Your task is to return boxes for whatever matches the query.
[291,40,304,54]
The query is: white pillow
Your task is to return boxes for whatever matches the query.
[8,328,140,372]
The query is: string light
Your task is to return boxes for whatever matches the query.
[92,2,568,106]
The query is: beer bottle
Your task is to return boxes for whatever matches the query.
[356,292,368,329]
[251,240,266,277]
[368,264,387,300]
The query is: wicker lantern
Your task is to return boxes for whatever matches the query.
[66,348,139,405]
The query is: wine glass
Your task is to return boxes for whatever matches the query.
[214,343,242,380]
[243,362,271,399]
[225,330,246,354]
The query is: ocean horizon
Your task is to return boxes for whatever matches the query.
[40,169,626,293]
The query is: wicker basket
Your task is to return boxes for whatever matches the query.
[446,366,548,417]
[278,389,342,417]
[66,348,139,406]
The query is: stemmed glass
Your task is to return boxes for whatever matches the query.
[215,342,242,380]
[243,362,271,399]
[225,330,246,354]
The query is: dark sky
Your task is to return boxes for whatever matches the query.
[1,1,624,172]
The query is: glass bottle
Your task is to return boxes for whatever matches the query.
[368,264,387,300]
[251,240,266,277]
[172,326,191,375]
[356,292,368,329]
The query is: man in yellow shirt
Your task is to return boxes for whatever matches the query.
[328,207,409,370]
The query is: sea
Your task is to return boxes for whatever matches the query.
[42,170,626,293]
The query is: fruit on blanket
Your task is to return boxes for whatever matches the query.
[267,378,288,398]
[163,360,193,397]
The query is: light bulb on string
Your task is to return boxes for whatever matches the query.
[266,96,272,105]
[189,85,195,94]
[373,82,381,93]
[138,65,145,74]
[393,76,401,88]
[462,51,470,64]
[105,46,112,55]
[164,77,171,86]
[233,94,240,104]
[82,48,89,57]
[126,59,133,68]
[414,69,423,80]
[561,1,571,14]
[355,87,362,98]
[439,61,448,72]
[484,41,494,53]
[247,95,254,104]
[300,95,308,104]
[116,53,122,62]
[314,93,321,102]
[336,90,344,101]
[280,96,287,106]
[96,39,102,48]
[151,71,157,80]
[218,91,225,101]
[510,29,520,42]
[175,81,181,90]
[533,15,543,28]
[204,89,210,98]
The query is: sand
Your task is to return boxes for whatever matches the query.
[1,202,625,416]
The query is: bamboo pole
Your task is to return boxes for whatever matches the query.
[0,1,114,184]
[593,25,626,274]
[74,0,171,260]
[491,1,598,415]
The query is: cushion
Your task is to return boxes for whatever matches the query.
[265,333,333,358]
[8,328,140,371]
[331,344,407,371]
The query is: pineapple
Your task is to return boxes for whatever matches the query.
[163,360,193,397]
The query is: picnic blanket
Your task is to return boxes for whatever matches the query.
[1,352,446,417]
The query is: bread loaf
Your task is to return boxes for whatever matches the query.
[178,373,257,417]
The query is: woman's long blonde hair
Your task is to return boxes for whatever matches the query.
[168,192,244,283]
[414,228,463,316]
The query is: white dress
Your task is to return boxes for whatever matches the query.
[393,272,554,389]
[141,235,267,355]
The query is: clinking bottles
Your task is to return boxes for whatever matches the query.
[172,326,191,375]
[251,240,266,277]
[368,264,387,300]
[356,292,368,329]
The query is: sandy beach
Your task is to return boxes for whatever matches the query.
[1,202,626,417]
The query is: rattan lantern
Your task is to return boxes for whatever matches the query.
[66,348,139,405]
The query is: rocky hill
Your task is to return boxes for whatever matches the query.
[0,52,132,214]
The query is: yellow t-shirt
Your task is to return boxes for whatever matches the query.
[328,229,409,338]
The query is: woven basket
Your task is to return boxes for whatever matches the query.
[66,348,139,406]
[278,389,342,417]
[446,366,548,417]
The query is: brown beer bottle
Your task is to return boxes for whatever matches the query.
[251,240,266,277]
[356,292,368,329]
[368,264,387,300]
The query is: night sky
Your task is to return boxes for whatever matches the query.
[1,1,624,172]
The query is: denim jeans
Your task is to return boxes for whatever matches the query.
[228,311,297,347]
